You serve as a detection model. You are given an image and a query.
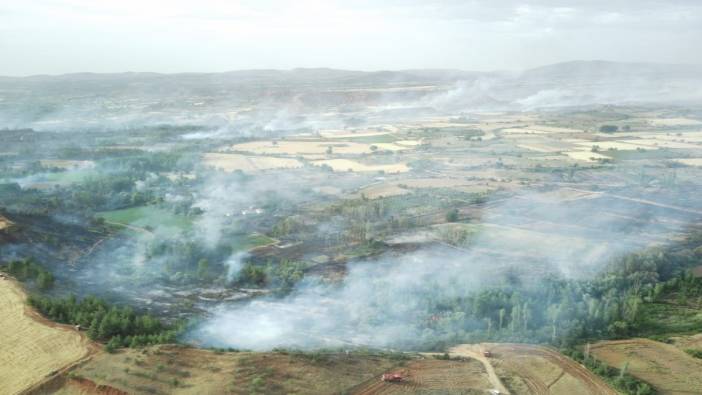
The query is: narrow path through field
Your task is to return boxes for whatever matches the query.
[448,344,510,394]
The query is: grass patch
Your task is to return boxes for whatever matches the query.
[234,233,276,250]
[601,149,680,161]
[97,205,191,231]
[43,169,96,184]
[634,301,702,337]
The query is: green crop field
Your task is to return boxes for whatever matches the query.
[231,233,277,251]
[97,205,192,231]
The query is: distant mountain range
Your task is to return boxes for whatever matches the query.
[1,61,701,130]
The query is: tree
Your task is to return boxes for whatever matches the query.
[197,258,209,280]
[510,304,521,332]
[36,271,54,290]
[522,302,531,331]
[446,208,459,222]
[105,336,121,353]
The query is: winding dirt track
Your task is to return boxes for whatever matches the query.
[488,343,618,395]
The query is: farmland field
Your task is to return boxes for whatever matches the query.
[203,152,303,172]
[39,159,95,170]
[471,343,618,395]
[590,338,702,394]
[0,279,91,394]
[228,140,410,155]
[312,158,409,173]
[0,215,11,231]
[65,346,403,395]
[350,358,492,394]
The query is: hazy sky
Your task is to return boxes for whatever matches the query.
[2,0,702,76]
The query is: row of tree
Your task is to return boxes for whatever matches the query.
[28,294,179,349]
[1,258,54,290]
[407,230,702,351]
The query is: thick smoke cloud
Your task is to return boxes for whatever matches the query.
[188,188,694,350]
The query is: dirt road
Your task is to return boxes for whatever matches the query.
[449,344,511,394]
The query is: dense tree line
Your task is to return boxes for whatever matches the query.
[410,230,702,350]
[0,258,54,290]
[28,294,180,351]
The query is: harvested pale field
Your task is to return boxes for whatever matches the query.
[575,141,656,151]
[517,143,564,153]
[355,177,494,199]
[350,358,493,395]
[313,159,409,173]
[203,153,302,172]
[420,121,478,128]
[528,155,568,161]
[320,130,390,139]
[529,125,585,133]
[399,178,474,189]
[374,143,411,151]
[439,156,499,167]
[394,140,422,146]
[0,215,12,231]
[654,132,702,144]
[648,118,702,126]
[601,131,702,140]
[533,187,601,202]
[482,132,498,140]
[627,139,701,149]
[673,158,702,167]
[228,140,409,155]
[39,159,95,169]
[0,279,91,395]
[590,338,702,394]
[501,128,552,135]
[452,184,499,194]
[470,343,617,395]
[563,151,611,162]
[671,333,702,352]
[357,183,411,199]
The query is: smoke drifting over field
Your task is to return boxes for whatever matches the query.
[188,188,698,350]
[3,61,702,354]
